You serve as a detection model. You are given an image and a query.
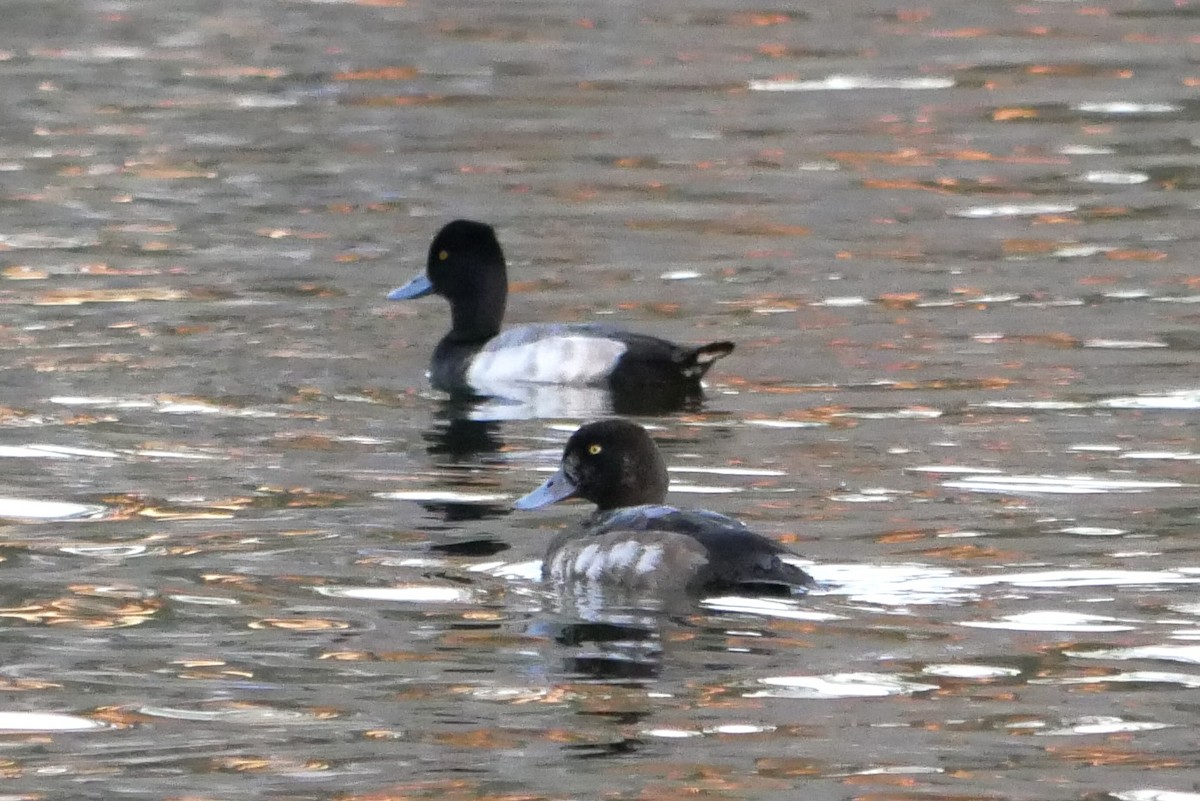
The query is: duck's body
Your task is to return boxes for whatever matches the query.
[389,220,733,398]
[515,420,815,597]
[543,504,813,596]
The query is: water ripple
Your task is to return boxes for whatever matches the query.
[746,673,940,699]
[953,202,1078,219]
[1036,716,1172,736]
[138,705,329,725]
[1067,646,1200,665]
[962,611,1138,633]
[1072,101,1181,114]
[749,75,955,92]
[942,474,1189,495]
[315,585,478,604]
[921,665,1021,679]
[1034,672,1200,689]
[0,712,109,735]
[817,565,1200,607]
[49,396,278,418]
[1115,792,1200,801]
[0,496,108,521]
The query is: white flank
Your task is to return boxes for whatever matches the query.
[467,336,626,387]
[604,540,644,571]
[573,543,602,578]
[548,550,571,580]
[634,544,665,575]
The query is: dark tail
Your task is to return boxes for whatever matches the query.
[678,341,734,379]
[732,560,818,596]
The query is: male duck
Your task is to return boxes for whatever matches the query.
[388,220,734,399]
[514,419,815,596]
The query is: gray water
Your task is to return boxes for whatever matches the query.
[1,0,1199,799]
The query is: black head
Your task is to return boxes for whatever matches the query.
[388,219,508,341]
[515,419,670,512]
[425,219,505,294]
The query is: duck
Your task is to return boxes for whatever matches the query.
[513,419,815,597]
[388,220,734,402]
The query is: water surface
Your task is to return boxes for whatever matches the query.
[1,0,1199,799]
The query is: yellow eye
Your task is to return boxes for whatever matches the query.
[438,249,449,261]
[587,443,602,456]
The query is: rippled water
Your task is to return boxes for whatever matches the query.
[2,0,1199,798]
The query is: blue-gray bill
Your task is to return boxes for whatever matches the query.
[513,467,577,510]
[387,274,434,301]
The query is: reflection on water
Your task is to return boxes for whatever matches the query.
[3,0,1200,797]
[424,413,504,461]
[551,616,666,682]
[0,496,110,521]
[433,381,710,420]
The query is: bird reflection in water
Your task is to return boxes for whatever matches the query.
[411,401,509,524]
[542,591,670,682]
[427,376,712,423]
[423,414,505,462]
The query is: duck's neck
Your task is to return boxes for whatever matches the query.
[446,266,507,342]
[592,474,669,512]
[447,301,502,341]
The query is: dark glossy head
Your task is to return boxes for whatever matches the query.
[515,419,670,512]
[388,219,508,341]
